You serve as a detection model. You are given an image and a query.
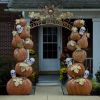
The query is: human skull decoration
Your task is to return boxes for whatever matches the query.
[16,25,23,33]
[84,69,89,78]
[10,69,16,78]
[26,57,35,65]
[79,26,86,35]
[65,58,72,67]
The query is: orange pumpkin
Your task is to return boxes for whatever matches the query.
[66,78,92,95]
[6,77,32,95]
[14,48,27,62]
[67,63,85,78]
[72,48,87,63]
[70,32,81,41]
[73,19,85,28]
[20,28,30,39]
[20,18,27,27]
[15,62,33,77]
[67,40,76,51]
[24,38,34,49]
[77,34,88,49]
[12,31,24,48]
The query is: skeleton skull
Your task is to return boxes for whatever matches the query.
[10,69,16,78]
[26,57,35,65]
[84,70,89,78]
[16,25,23,33]
[65,58,72,67]
[79,26,86,35]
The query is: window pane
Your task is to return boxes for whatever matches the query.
[48,35,52,42]
[43,35,47,42]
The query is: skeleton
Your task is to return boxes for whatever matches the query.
[84,69,89,78]
[10,69,16,78]
[65,58,72,67]
[16,25,23,33]
[79,26,86,35]
[26,57,35,65]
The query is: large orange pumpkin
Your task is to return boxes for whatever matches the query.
[73,19,85,28]
[12,31,24,48]
[70,32,81,41]
[77,34,88,49]
[15,62,33,77]
[67,63,85,78]
[6,77,32,95]
[24,38,34,49]
[67,40,76,51]
[20,18,27,27]
[66,78,92,95]
[72,48,87,63]
[14,48,27,62]
[20,28,30,39]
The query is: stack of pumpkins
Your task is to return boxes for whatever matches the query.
[66,19,92,95]
[6,18,34,95]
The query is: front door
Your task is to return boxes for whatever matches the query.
[39,26,62,71]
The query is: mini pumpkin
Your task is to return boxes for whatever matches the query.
[12,31,24,48]
[67,63,85,78]
[15,62,33,77]
[77,34,88,49]
[73,19,85,28]
[20,28,30,39]
[20,18,27,27]
[70,32,81,41]
[24,38,34,49]
[66,78,92,95]
[14,48,27,62]
[6,77,32,95]
[67,40,76,51]
[72,48,87,63]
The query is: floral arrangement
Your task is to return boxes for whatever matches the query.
[60,67,68,81]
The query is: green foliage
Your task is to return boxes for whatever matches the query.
[95,67,100,82]
[91,79,100,91]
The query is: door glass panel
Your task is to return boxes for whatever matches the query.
[43,27,57,59]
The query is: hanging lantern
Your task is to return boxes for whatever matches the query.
[6,77,32,95]
[14,48,27,62]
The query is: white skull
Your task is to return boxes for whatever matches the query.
[16,25,23,33]
[26,57,35,65]
[65,58,72,67]
[79,26,86,35]
[84,70,89,78]
[10,69,16,78]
